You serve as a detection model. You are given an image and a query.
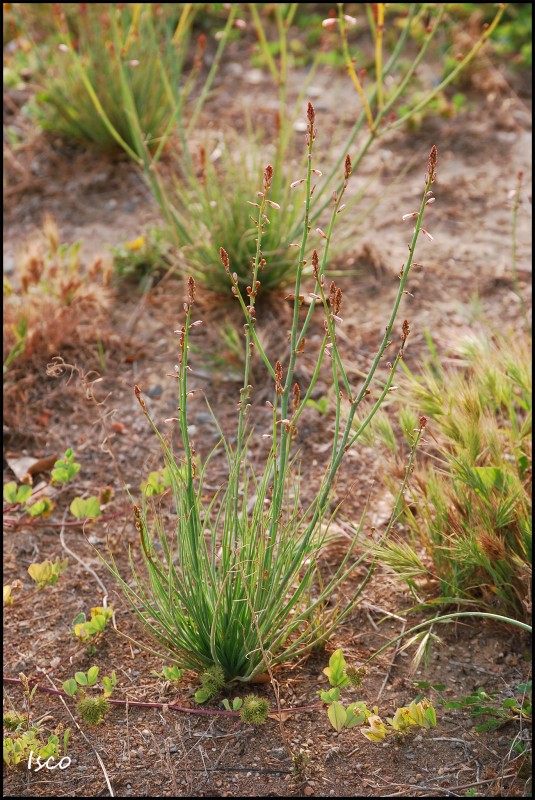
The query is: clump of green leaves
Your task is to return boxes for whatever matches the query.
[71,606,114,644]
[444,681,532,734]
[69,496,101,519]
[51,448,80,483]
[3,673,70,768]
[3,724,69,769]
[140,466,174,497]
[3,481,55,518]
[63,666,116,726]
[306,396,331,416]
[320,649,436,740]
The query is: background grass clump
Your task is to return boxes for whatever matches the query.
[371,330,532,622]
[14,3,198,155]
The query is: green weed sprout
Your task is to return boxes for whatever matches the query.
[104,110,438,683]
[62,666,116,726]
[71,606,114,644]
[319,649,436,738]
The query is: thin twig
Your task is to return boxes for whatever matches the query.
[376,619,406,703]
[59,514,110,610]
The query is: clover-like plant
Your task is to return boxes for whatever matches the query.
[320,649,436,739]
[62,666,117,726]
[71,606,114,645]
[28,557,68,591]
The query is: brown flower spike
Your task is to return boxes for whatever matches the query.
[426,145,438,184]
[292,382,301,411]
[219,247,230,274]
[263,165,273,192]
[187,276,196,307]
[275,360,284,394]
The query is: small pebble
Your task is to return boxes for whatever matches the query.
[303,786,315,796]
[194,412,213,425]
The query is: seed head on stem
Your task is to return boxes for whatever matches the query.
[426,145,438,184]
[344,154,352,181]
[263,164,273,192]
[219,247,230,275]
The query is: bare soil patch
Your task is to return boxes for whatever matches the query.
[3,45,532,798]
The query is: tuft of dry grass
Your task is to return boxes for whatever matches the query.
[3,216,115,374]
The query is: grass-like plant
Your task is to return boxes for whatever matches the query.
[371,330,532,623]
[104,107,438,682]
[111,227,173,287]
[16,3,204,155]
[46,4,506,295]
